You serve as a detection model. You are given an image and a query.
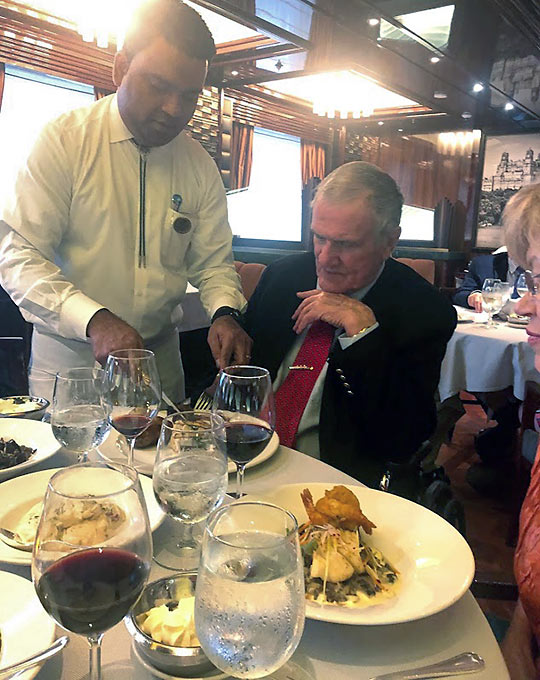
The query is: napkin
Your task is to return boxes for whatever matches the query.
[453,306,489,323]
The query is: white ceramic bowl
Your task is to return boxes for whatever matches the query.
[0,396,49,420]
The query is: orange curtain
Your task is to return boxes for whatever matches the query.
[0,63,5,112]
[94,86,115,100]
[231,122,253,190]
[301,140,326,185]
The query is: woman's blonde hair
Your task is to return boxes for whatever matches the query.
[504,183,540,267]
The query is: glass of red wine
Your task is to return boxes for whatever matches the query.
[212,365,275,498]
[31,462,152,680]
[102,349,161,467]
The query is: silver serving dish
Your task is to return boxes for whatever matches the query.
[125,573,214,678]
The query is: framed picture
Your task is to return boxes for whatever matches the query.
[477,134,540,248]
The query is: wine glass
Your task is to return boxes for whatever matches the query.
[212,365,275,499]
[195,501,305,679]
[50,367,111,462]
[152,411,228,571]
[32,462,152,680]
[481,278,503,328]
[102,349,161,467]
[516,272,529,298]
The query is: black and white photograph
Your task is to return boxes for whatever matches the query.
[477,133,540,248]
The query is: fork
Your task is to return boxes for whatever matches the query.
[194,390,213,411]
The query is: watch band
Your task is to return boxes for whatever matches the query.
[211,306,243,325]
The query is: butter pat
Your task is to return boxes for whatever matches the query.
[138,597,199,647]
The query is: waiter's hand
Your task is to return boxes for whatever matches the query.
[467,292,483,313]
[86,309,144,366]
[293,290,377,336]
[208,316,253,369]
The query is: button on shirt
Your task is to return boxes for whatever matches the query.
[0,94,245,344]
[273,265,383,459]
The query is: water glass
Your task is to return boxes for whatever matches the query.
[50,367,110,462]
[481,278,503,328]
[152,411,228,571]
[32,462,152,680]
[195,501,305,679]
[516,272,529,298]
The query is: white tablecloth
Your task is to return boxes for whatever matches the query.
[439,318,537,402]
[2,443,509,679]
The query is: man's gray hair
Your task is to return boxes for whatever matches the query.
[313,161,404,238]
[504,183,540,268]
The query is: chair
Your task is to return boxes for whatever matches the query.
[395,257,435,284]
[234,261,266,300]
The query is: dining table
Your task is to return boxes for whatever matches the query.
[1,433,510,680]
[438,315,536,403]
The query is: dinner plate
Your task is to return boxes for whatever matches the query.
[0,467,165,565]
[0,570,56,680]
[97,431,280,477]
[245,483,475,626]
[0,419,61,482]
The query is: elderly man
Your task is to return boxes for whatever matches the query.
[244,162,457,487]
[0,0,250,403]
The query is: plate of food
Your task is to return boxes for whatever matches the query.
[0,418,61,481]
[0,570,56,679]
[0,467,165,565]
[97,429,279,477]
[246,483,475,625]
[507,313,529,328]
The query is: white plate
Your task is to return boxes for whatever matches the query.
[246,483,475,626]
[0,419,61,482]
[0,570,56,680]
[453,306,489,323]
[97,431,280,477]
[0,467,165,565]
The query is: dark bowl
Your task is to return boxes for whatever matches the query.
[125,573,214,678]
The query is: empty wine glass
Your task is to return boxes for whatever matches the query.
[50,367,110,462]
[212,366,275,499]
[32,462,152,680]
[195,501,305,679]
[516,272,529,298]
[481,278,503,328]
[102,349,161,467]
[152,411,228,571]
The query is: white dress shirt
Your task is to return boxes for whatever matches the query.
[0,94,245,399]
[273,265,383,459]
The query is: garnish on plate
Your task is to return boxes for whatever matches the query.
[0,438,36,470]
[300,486,399,607]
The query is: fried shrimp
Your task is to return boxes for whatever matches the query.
[301,485,376,534]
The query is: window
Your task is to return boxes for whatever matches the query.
[0,65,94,212]
[400,205,435,242]
[227,128,303,244]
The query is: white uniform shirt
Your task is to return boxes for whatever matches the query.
[0,94,245,344]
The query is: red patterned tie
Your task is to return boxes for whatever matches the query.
[275,320,335,448]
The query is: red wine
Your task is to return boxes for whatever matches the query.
[112,414,152,438]
[220,422,272,465]
[36,548,149,635]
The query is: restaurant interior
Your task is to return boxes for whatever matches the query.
[0,0,539,678]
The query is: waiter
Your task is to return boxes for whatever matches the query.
[0,0,250,402]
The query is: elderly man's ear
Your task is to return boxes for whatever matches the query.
[113,50,130,87]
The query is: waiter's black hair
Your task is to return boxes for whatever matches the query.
[123,0,216,63]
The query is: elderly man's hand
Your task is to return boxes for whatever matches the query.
[292,290,377,336]
[208,316,253,369]
[467,292,484,313]
[86,309,144,366]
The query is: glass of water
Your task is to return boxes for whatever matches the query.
[516,272,529,298]
[50,367,111,462]
[481,278,503,328]
[152,411,228,571]
[195,501,305,679]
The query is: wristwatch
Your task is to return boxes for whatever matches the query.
[211,306,243,325]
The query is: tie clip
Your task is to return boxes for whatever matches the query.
[288,365,314,370]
